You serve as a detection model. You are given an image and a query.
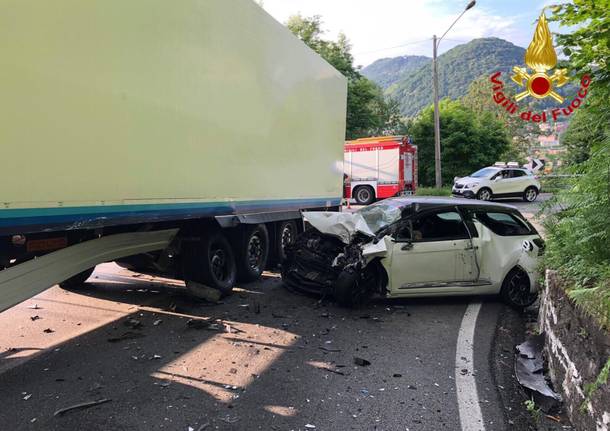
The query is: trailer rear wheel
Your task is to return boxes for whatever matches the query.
[354,186,375,205]
[276,220,298,263]
[234,224,269,282]
[183,231,236,295]
[59,267,95,290]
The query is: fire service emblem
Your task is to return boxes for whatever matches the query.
[489,10,592,123]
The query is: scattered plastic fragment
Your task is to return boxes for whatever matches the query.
[107,331,145,343]
[353,357,371,366]
[53,399,111,417]
[515,333,561,412]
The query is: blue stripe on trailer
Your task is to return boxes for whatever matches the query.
[0,197,342,233]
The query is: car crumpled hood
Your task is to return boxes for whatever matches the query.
[303,212,389,261]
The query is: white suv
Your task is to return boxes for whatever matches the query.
[452,166,541,202]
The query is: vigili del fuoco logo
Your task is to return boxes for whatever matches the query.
[489,11,591,123]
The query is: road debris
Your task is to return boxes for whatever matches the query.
[320,366,345,376]
[43,328,54,334]
[53,399,111,417]
[30,315,41,321]
[107,331,145,343]
[153,319,163,326]
[515,333,561,412]
[305,424,316,429]
[186,319,221,331]
[23,393,32,401]
[353,357,371,366]
[27,304,41,310]
[319,347,342,353]
[123,318,143,329]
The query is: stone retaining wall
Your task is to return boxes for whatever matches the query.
[539,271,610,431]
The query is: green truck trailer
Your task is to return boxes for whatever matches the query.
[0,0,347,311]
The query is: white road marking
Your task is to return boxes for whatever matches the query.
[455,302,485,431]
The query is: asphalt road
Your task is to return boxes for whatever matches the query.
[0,196,549,431]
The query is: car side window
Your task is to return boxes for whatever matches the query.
[411,211,470,242]
[510,170,526,178]
[491,170,509,180]
[473,211,533,236]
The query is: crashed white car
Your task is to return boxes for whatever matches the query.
[281,197,543,308]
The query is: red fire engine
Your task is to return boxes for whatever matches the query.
[344,136,418,205]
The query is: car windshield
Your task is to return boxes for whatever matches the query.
[355,201,403,233]
[470,167,499,178]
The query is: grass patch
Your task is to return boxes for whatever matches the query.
[416,186,452,197]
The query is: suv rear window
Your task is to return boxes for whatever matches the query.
[473,211,533,236]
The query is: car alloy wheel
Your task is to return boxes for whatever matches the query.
[477,188,492,201]
[524,188,538,202]
[502,268,537,308]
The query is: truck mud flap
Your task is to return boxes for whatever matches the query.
[0,229,178,312]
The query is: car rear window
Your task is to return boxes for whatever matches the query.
[473,211,533,236]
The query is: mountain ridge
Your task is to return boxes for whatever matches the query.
[363,38,528,117]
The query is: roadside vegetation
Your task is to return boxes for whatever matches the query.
[415,186,452,197]
[544,1,610,328]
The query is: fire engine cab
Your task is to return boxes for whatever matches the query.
[344,136,418,205]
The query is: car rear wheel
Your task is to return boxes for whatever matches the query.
[500,268,537,308]
[523,187,538,202]
[476,188,492,201]
[354,186,375,205]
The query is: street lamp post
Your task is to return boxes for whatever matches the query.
[432,0,476,189]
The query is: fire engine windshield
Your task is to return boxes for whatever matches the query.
[356,201,403,233]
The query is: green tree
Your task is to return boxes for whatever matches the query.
[286,15,404,139]
[407,100,509,186]
[542,0,610,327]
[560,103,607,164]
[461,75,536,164]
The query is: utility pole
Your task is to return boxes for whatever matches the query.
[432,35,441,189]
[431,0,476,189]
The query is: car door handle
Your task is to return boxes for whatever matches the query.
[401,243,413,251]
[464,245,478,250]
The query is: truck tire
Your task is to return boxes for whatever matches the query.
[183,231,236,295]
[234,224,269,282]
[354,186,375,205]
[59,267,95,290]
[276,220,298,263]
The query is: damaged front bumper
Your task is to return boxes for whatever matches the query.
[281,229,354,295]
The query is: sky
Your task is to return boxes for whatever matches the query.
[257,0,568,67]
